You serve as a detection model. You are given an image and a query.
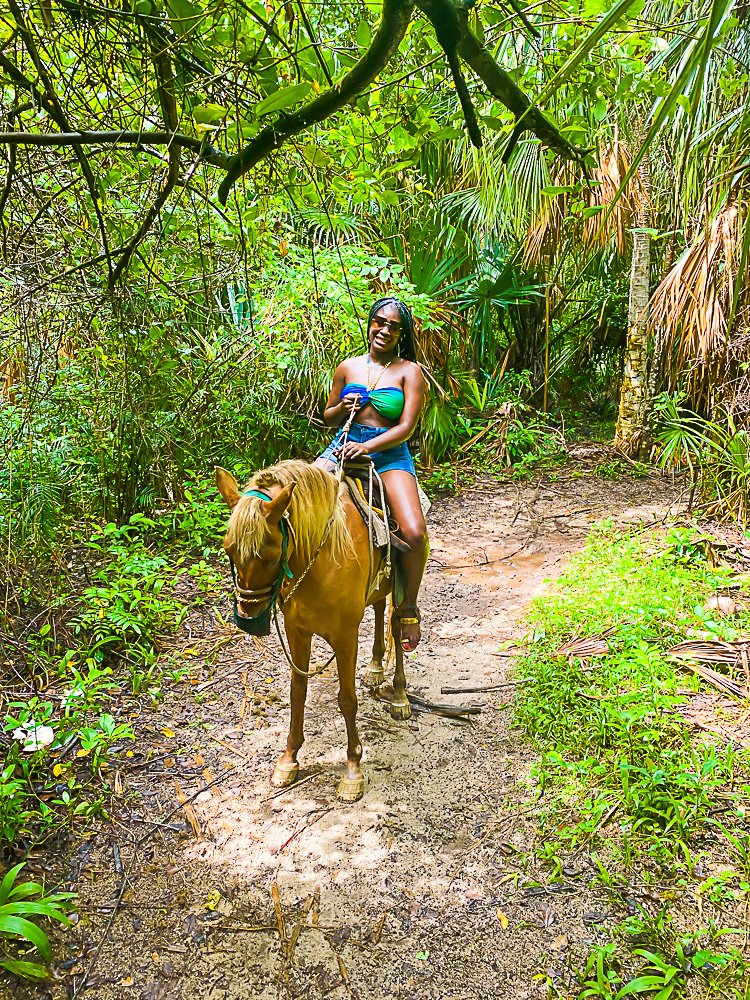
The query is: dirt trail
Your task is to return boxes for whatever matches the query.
[18,468,681,1000]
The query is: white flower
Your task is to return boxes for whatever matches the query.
[12,723,55,752]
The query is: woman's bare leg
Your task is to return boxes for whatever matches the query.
[380,469,428,650]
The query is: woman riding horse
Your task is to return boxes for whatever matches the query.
[316,297,428,651]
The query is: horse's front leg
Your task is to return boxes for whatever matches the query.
[388,613,412,721]
[363,598,387,689]
[271,627,312,788]
[332,632,365,802]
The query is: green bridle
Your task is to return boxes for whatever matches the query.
[228,489,293,636]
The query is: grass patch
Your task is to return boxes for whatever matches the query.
[517,521,750,997]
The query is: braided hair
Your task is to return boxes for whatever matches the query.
[367,297,417,363]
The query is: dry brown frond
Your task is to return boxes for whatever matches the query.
[554,626,618,660]
[667,638,750,665]
[524,142,647,267]
[414,305,464,394]
[650,204,741,409]
[524,163,578,268]
[583,141,648,256]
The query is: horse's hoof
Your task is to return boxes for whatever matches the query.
[336,774,365,802]
[389,699,412,721]
[363,666,385,689]
[270,760,299,788]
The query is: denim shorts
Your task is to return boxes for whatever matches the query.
[319,423,416,476]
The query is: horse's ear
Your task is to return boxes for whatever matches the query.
[261,482,296,523]
[215,467,240,509]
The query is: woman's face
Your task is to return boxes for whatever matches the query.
[368,302,402,354]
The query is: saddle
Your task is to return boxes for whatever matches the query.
[343,459,411,553]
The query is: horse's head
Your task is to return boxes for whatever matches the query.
[216,467,296,633]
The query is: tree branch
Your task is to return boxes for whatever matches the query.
[6,0,115,281]
[0,130,233,168]
[217,0,416,204]
[457,23,587,162]
[108,21,181,288]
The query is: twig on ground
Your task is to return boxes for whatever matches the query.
[438,542,529,571]
[441,679,533,694]
[135,766,236,847]
[286,894,315,960]
[194,654,259,691]
[71,841,128,999]
[263,770,324,800]
[406,693,481,718]
[272,882,287,946]
[206,733,248,757]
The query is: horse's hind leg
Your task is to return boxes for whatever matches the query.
[363,598,387,689]
[333,633,365,802]
[271,629,312,788]
[388,614,412,721]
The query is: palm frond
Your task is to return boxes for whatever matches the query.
[650,202,742,408]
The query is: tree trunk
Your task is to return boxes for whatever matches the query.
[615,152,651,457]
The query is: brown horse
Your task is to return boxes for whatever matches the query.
[216,460,411,802]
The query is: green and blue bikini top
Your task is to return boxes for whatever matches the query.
[340,383,405,421]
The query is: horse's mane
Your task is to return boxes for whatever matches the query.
[225,460,353,566]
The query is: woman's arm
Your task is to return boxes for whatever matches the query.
[338,362,425,458]
[323,362,359,427]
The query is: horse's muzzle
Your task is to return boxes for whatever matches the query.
[233,599,273,636]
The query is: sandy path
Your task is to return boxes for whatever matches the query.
[14,468,680,1000]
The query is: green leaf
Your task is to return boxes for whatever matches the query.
[356,20,371,48]
[0,865,25,905]
[0,914,52,961]
[300,145,330,168]
[0,959,49,980]
[616,976,670,998]
[479,116,508,132]
[0,902,72,924]
[537,0,645,106]
[541,185,574,196]
[193,104,227,125]
[167,0,200,20]
[431,126,464,140]
[255,83,312,118]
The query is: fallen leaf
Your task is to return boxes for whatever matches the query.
[205,890,221,911]
[162,727,176,738]
[496,909,509,929]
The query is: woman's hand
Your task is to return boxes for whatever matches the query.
[335,440,371,462]
[341,393,361,415]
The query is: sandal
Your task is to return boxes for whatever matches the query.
[395,604,421,652]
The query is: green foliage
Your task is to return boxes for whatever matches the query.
[73,518,188,668]
[520,521,750,1000]
[654,395,750,524]
[0,864,76,981]
[518,522,748,853]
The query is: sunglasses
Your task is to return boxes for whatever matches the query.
[371,316,402,333]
